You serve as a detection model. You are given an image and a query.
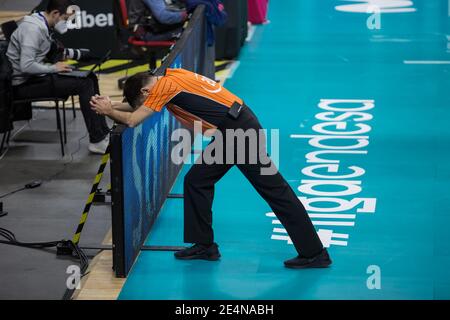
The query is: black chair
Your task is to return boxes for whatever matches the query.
[0,20,77,157]
[12,84,70,157]
[1,74,69,157]
[114,0,177,88]
[0,20,18,41]
[116,0,177,69]
[0,56,68,157]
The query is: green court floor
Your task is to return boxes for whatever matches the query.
[119,0,450,299]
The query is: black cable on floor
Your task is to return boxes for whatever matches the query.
[42,131,88,183]
[0,130,88,200]
[0,187,27,200]
[0,226,90,300]
[61,241,90,300]
[1,126,113,300]
[0,180,42,200]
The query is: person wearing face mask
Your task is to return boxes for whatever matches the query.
[6,0,110,154]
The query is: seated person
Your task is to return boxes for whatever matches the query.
[128,0,188,41]
[6,0,110,154]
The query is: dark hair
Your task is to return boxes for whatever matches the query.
[123,72,154,109]
[46,0,75,14]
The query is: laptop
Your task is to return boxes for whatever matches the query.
[58,50,111,78]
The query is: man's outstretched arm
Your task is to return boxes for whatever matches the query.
[109,105,155,127]
[90,97,154,128]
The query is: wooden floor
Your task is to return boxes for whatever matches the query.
[73,230,125,300]
[0,10,26,22]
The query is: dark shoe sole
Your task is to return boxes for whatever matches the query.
[175,253,221,261]
[284,259,332,269]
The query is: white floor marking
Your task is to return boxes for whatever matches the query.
[312,221,355,227]
[404,60,450,64]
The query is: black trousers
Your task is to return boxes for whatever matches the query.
[13,74,110,143]
[183,106,324,258]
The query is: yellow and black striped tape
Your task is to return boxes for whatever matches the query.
[72,145,111,245]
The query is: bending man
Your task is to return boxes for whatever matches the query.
[90,68,332,269]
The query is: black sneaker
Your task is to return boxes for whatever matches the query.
[284,249,332,269]
[174,243,221,261]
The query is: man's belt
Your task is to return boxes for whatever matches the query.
[228,101,247,119]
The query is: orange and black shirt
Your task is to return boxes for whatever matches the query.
[143,68,243,131]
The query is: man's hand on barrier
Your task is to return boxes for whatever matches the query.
[55,62,72,73]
